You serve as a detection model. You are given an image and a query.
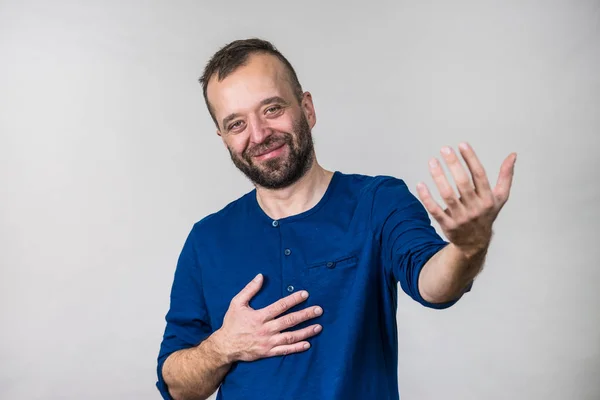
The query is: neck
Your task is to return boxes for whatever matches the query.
[255,161,334,220]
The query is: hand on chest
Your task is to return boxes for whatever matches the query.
[203,226,376,329]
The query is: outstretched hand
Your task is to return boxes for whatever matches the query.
[416,142,516,257]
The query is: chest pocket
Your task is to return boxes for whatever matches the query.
[301,251,361,325]
[307,254,359,271]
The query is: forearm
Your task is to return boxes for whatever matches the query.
[162,330,232,400]
[418,242,488,303]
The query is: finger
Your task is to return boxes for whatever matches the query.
[457,142,493,199]
[232,273,264,307]
[440,146,476,203]
[267,306,323,332]
[492,152,517,207]
[271,324,322,348]
[259,290,310,321]
[267,341,311,357]
[428,157,465,216]
[416,182,455,229]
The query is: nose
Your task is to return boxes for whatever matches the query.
[247,116,271,144]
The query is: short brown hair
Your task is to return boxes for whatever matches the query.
[199,38,304,128]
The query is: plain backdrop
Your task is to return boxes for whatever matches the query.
[1,1,599,399]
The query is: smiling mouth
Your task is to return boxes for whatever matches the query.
[253,143,286,159]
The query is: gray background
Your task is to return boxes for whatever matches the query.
[1,0,599,399]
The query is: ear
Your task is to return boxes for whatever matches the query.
[217,130,229,150]
[301,91,317,129]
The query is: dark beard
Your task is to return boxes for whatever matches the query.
[228,113,314,189]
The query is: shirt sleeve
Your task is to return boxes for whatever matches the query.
[373,176,472,309]
[156,225,213,399]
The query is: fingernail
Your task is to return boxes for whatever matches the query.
[459,142,469,150]
[254,273,262,282]
[314,325,322,333]
[314,307,323,315]
[429,159,438,168]
[303,343,310,349]
[441,146,451,155]
[301,291,309,299]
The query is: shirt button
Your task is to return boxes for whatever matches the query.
[284,249,292,256]
[272,220,279,227]
[287,285,294,292]
[326,261,335,269]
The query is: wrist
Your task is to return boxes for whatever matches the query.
[457,244,488,260]
[208,328,237,365]
[456,231,492,260]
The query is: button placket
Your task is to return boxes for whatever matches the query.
[278,221,298,295]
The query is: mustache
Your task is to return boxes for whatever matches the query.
[245,134,291,158]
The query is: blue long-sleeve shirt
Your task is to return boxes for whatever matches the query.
[156,171,471,399]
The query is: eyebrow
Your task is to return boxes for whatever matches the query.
[221,96,290,129]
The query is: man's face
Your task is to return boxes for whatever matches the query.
[206,53,316,189]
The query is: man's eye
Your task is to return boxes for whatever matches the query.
[266,105,282,114]
[229,121,243,130]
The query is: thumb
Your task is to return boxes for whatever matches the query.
[233,273,264,307]
[493,152,517,206]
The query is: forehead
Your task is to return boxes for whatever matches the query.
[206,53,294,117]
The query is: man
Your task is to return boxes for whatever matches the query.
[156,38,516,400]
